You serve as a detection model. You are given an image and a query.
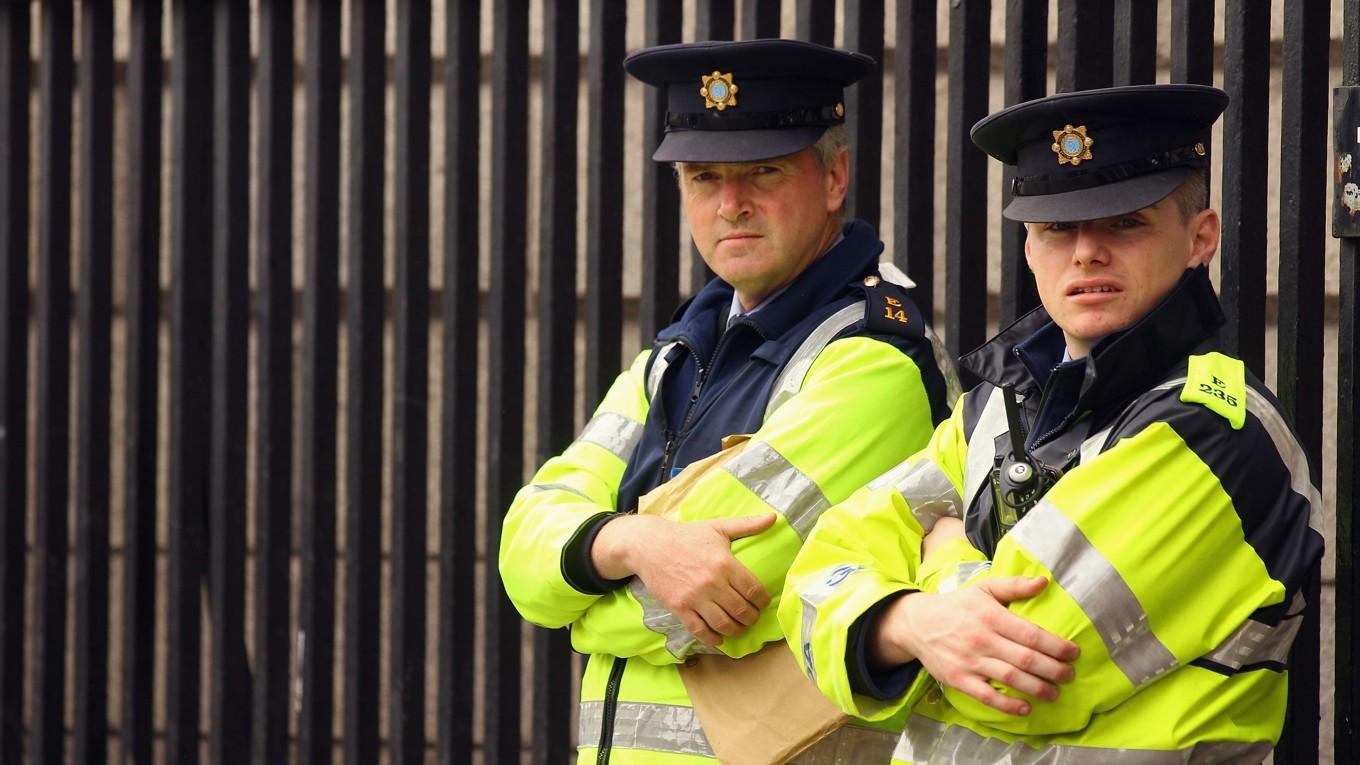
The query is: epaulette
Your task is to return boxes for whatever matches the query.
[1180,351,1247,429]
[857,274,926,341]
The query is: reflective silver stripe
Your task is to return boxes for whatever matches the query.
[647,341,680,402]
[764,301,865,420]
[1010,499,1178,688]
[962,387,1008,512]
[798,564,865,687]
[723,440,830,540]
[578,700,714,757]
[579,411,644,463]
[868,458,962,531]
[1201,591,1305,671]
[893,715,1272,764]
[938,561,990,594]
[791,723,900,764]
[628,578,721,660]
[1243,386,1324,537]
[525,482,593,501]
[1078,378,1185,467]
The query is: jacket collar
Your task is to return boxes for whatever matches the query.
[657,219,883,347]
[960,266,1225,409]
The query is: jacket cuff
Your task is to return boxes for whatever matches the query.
[847,591,921,700]
[560,512,634,595]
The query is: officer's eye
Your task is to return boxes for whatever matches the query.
[751,165,780,175]
[1044,221,1077,232]
[1113,216,1144,229]
[689,170,719,183]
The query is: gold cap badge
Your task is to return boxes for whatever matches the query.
[1051,124,1094,165]
[701,71,738,110]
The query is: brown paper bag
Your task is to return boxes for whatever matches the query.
[636,435,850,764]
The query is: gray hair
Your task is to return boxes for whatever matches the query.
[811,124,848,170]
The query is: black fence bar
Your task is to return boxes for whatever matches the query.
[120,0,161,761]
[740,0,779,39]
[1277,0,1329,761]
[1220,0,1270,378]
[638,0,682,345]
[252,0,293,761]
[584,0,627,418]
[533,0,579,760]
[208,2,252,762]
[1340,6,1360,760]
[944,0,989,375]
[0,1,26,759]
[1171,0,1215,86]
[845,0,884,230]
[697,0,734,40]
[893,0,936,319]
[796,0,834,46]
[298,0,341,761]
[32,0,73,761]
[342,0,384,760]
[390,1,431,762]
[999,0,1046,325]
[1113,0,1156,86]
[1054,0,1112,93]
[484,1,529,761]
[440,0,480,762]
[72,0,112,761]
[165,1,214,761]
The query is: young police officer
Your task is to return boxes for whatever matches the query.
[783,84,1325,762]
[500,40,953,763]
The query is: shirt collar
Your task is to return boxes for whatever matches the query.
[726,232,847,329]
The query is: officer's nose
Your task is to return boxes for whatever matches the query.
[717,178,753,223]
[1071,223,1110,267]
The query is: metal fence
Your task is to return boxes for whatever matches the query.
[0,0,1353,763]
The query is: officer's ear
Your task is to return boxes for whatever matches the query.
[1185,207,1220,269]
[823,148,849,214]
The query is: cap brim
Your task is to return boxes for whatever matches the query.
[653,126,827,163]
[1002,167,1192,222]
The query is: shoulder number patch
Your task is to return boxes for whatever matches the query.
[1180,352,1246,430]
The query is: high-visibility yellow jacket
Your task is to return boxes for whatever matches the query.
[500,221,955,763]
[782,267,1324,763]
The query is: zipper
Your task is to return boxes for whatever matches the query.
[657,332,729,482]
[595,656,628,764]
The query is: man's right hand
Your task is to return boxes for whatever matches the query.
[591,512,777,646]
[868,576,1079,716]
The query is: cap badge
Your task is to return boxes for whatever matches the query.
[700,71,739,110]
[1051,124,1094,165]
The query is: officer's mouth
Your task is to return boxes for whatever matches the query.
[1066,280,1122,303]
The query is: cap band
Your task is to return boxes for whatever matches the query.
[1012,142,1207,197]
[666,104,844,131]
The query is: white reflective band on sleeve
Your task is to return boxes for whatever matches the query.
[1078,378,1185,467]
[937,561,991,594]
[525,482,593,502]
[647,341,680,402]
[1243,386,1325,536]
[722,441,831,540]
[628,578,721,661]
[1201,590,1305,671]
[893,715,1272,764]
[764,301,865,421]
[578,700,714,757]
[578,411,644,463]
[962,387,1008,513]
[1009,500,1178,688]
[798,564,866,687]
[868,458,962,531]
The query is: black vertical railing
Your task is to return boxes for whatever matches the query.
[797,0,834,46]
[253,0,293,761]
[298,1,341,761]
[484,2,529,761]
[73,1,112,762]
[944,0,990,376]
[534,0,581,761]
[344,0,385,760]
[0,2,26,759]
[1277,1,1329,761]
[208,1,252,761]
[32,2,72,761]
[1220,0,1270,378]
[1338,6,1360,763]
[1113,0,1156,86]
[894,0,936,318]
[390,1,431,761]
[1054,0,1112,93]
[441,1,480,762]
[999,0,1046,325]
[638,0,682,346]
[845,0,884,230]
[740,0,779,39]
[165,1,213,762]
[120,1,161,761]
